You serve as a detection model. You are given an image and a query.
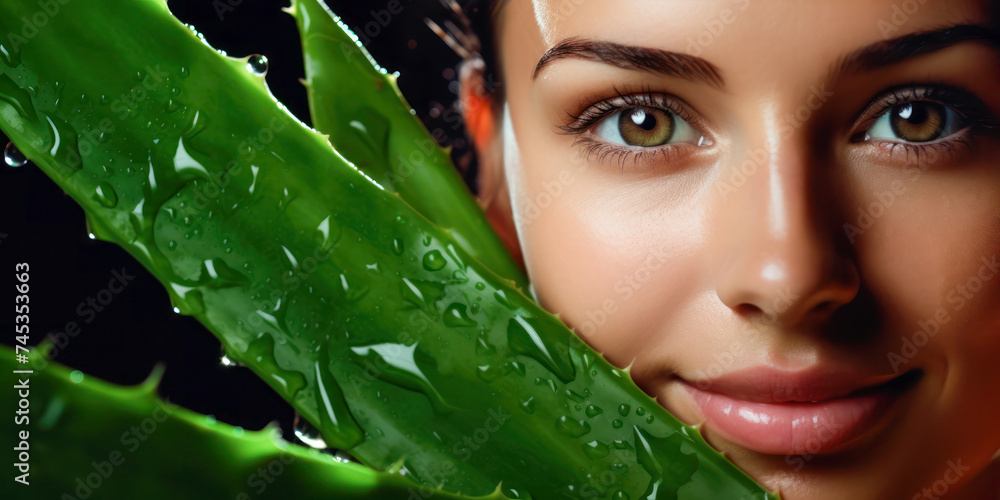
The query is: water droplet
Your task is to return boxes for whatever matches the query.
[400,277,445,313]
[246,54,269,76]
[443,303,476,327]
[582,440,610,459]
[618,404,631,417]
[339,272,369,302]
[611,489,631,500]
[94,182,118,208]
[218,345,246,368]
[507,316,575,382]
[316,215,340,250]
[312,352,364,448]
[503,487,533,500]
[476,363,501,382]
[166,99,183,113]
[350,342,452,414]
[199,258,249,288]
[556,415,591,437]
[633,426,699,499]
[0,43,17,66]
[232,426,245,437]
[293,413,328,449]
[247,164,260,195]
[0,75,38,122]
[646,415,654,424]
[4,142,27,167]
[612,440,632,450]
[422,249,446,271]
[494,289,514,309]
[612,419,623,429]
[281,245,299,268]
[520,397,535,414]
[636,407,646,416]
[506,360,526,376]
[391,238,404,255]
[475,282,486,291]
[586,405,603,418]
[69,370,84,383]
[167,283,205,315]
[565,389,585,403]
[475,334,496,356]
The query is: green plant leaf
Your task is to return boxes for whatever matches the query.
[1,342,504,500]
[290,0,528,292]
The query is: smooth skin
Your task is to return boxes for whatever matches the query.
[460,0,1000,498]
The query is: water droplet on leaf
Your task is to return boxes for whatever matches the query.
[443,303,476,327]
[293,413,328,449]
[94,182,118,208]
[246,54,269,76]
[422,249,446,271]
[4,142,27,167]
[586,405,603,418]
[556,415,591,437]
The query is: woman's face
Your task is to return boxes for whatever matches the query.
[482,0,1000,497]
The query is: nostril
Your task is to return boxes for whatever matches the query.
[734,303,764,317]
[813,300,834,314]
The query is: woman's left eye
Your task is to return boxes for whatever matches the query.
[594,106,705,147]
[865,101,970,143]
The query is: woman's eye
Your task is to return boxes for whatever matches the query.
[594,106,704,147]
[866,101,970,143]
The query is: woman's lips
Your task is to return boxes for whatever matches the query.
[678,368,920,456]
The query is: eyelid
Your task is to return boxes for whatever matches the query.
[555,84,707,136]
[850,83,1000,137]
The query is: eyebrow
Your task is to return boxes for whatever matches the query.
[833,24,1000,77]
[532,36,725,89]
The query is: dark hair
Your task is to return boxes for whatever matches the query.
[433,0,506,112]
[415,0,506,192]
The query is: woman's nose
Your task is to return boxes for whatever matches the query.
[710,128,860,329]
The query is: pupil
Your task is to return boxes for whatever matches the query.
[630,109,656,130]
[897,104,926,124]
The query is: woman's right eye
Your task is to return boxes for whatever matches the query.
[593,106,704,148]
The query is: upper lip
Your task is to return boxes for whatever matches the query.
[680,366,907,403]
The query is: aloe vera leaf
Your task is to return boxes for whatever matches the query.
[288,0,528,292]
[1,343,501,500]
[0,1,776,499]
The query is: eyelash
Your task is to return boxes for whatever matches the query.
[557,83,999,172]
[555,83,707,172]
[850,84,1000,165]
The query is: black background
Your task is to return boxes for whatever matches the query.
[0,0,485,443]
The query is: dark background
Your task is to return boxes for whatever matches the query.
[0,0,486,444]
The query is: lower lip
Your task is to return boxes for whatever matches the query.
[681,380,905,456]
